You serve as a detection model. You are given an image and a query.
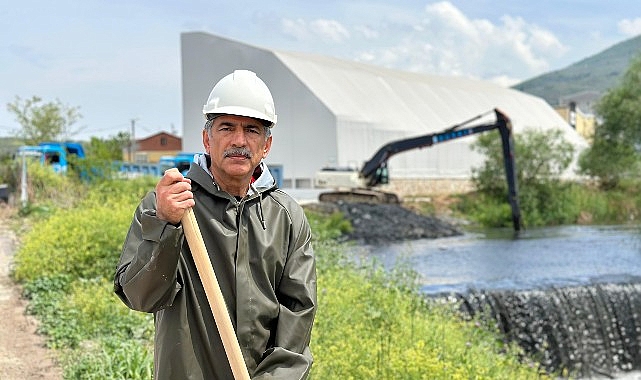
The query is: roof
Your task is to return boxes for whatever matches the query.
[274,49,588,149]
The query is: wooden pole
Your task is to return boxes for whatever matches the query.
[181,208,250,380]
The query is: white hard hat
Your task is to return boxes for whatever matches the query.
[202,70,277,127]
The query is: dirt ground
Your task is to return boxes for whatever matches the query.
[0,206,63,380]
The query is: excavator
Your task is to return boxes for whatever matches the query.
[314,108,522,231]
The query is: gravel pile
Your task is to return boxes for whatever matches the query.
[308,201,463,244]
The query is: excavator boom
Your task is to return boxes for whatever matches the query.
[316,109,521,231]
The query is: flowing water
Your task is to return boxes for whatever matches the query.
[351,224,641,379]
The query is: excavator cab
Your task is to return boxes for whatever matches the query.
[372,165,389,186]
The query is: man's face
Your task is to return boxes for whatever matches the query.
[202,114,272,181]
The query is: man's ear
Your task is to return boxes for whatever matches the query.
[262,136,273,158]
[202,129,210,151]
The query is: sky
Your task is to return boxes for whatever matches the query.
[1,1,640,141]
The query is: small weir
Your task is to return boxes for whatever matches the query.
[356,224,641,378]
[448,282,641,378]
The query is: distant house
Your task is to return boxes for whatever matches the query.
[124,131,182,163]
[554,91,599,142]
[558,91,601,115]
[554,104,596,143]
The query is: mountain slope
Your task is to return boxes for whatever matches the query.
[513,35,641,105]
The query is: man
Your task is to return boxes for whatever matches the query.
[114,70,317,379]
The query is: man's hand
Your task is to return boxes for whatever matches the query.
[155,168,195,224]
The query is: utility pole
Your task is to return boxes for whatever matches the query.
[130,118,136,162]
[20,151,28,208]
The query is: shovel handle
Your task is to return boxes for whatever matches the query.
[181,208,250,380]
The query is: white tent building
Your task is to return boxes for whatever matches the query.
[181,32,587,194]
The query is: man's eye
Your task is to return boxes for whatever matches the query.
[247,128,261,134]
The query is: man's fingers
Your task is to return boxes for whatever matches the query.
[170,190,194,203]
[160,168,191,186]
[157,169,192,195]
[168,180,192,194]
[155,168,195,224]
[177,198,196,208]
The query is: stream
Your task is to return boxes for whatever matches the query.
[351,224,641,379]
[353,224,641,296]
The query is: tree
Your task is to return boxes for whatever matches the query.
[579,55,641,188]
[7,96,82,145]
[472,128,574,196]
[470,128,576,226]
[67,132,131,181]
[85,132,130,161]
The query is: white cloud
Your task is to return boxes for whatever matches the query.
[310,19,350,43]
[354,25,379,40]
[280,18,349,43]
[618,18,641,36]
[344,1,565,82]
[487,75,522,88]
[280,18,310,41]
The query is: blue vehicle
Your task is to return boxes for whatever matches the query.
[159,152,197,176]
[18,142,86,173]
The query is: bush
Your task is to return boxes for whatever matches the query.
[12,177,155,282]
[61,278,153,345]
[305,208,352,241]
[22,160,84,210]
[63,336,153,380]
[0,155,19,187]
[469,129,577,228]
[23,276,152,350]
[456,180,641,228]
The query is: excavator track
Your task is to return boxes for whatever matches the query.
[318,189,400,204]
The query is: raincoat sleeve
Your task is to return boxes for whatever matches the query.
[114,191,184,312]
[253,206,317,380]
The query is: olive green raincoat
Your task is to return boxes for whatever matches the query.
[114,159,317,379]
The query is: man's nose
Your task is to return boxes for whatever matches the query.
[230,129,248,146]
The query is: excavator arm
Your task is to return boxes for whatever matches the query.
[317,108,522,231]
[361,109,507,185]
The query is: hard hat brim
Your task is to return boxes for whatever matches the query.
[202,105,276,127]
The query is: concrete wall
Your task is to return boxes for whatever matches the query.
[386,178,474,197]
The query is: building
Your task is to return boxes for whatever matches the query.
[554,91,600,142]
[181,32,589,195]
[555,104,597,143]
[126,131,182,163]
[559,91,601,115]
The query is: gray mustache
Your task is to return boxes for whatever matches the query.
[223,147,253,159]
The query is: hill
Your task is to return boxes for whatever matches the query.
[513,34,641,107]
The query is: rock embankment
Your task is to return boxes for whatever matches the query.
[308,201,462,244]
